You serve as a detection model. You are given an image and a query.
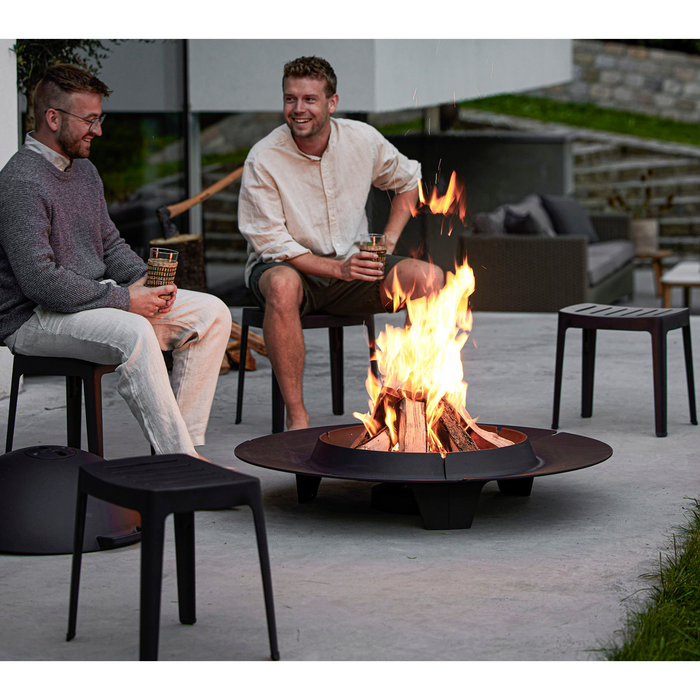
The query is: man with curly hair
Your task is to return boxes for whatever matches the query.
[239,55,443,431]
[0,64,232,457]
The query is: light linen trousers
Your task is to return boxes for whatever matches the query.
[5,289,231,456]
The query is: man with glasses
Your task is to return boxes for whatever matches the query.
[0,64,232,458]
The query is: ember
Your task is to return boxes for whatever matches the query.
[353,258,513,456]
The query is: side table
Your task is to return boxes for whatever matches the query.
[635,249,672,298]
[660,260,700,308]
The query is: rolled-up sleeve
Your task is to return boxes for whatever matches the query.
[370,134,421,194]
[238,158,311,263]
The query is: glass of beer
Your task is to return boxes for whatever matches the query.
[146,247,178,300]
[359,233,387,278]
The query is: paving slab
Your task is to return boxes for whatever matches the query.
[0,269,698,662]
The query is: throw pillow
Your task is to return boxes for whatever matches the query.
[539,194,599,243]
[503,209,540,235]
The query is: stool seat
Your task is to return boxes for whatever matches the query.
[67,453,279,661]
[5,354,118,457]
[552,303,697,437]
[235,307,378,433]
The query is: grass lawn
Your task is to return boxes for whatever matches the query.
[602,498,700,660]
[460,94,700,148]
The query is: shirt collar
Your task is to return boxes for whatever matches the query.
[24,132,71,172]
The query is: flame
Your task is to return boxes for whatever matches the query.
[410,171,467,235]
[353,258,476,455]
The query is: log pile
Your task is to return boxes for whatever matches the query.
[352,388,513,453]
[220,321,268,375]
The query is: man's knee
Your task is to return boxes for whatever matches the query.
[392,259,445,295]
[259,266,304,311]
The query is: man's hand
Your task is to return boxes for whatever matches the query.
[128,275,177,318]
[338,251,384,282]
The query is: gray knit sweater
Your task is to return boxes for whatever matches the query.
[0,147,147,343]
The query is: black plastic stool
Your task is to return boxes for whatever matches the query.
[5,354,118,457]
[235,307,378,433]
[552,303,697,437]
[67,453,279,661]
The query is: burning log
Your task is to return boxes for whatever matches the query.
[351,386,402,448]
[356,427,392,451]
[398,397,428,453]
[436,398,478,452]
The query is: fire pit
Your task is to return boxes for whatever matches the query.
[234,424,612,529]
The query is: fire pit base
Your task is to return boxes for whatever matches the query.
[234,424,612,530]
[370,478,535,530]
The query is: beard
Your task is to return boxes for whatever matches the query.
[56,124,90,159]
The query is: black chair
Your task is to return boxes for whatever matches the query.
[235,307,378,433]
[5,354,118,458]
[552,303,697,437]
[67,453,279,661]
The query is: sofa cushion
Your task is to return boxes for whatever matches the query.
[540,194,600,243]
[504,209,540,235]
[587,240,635,286]
[473,209,505,235]
[504,194,557,238]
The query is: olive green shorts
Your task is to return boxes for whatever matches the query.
[248,255,406,316]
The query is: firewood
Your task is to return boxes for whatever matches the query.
[220,352,231,375]
[398,397,428,452]
[353,386,402,447]
[356,427,392,451]
[230,321,268,357]
[454,404,515,448]
[438,398,478,451]
[226,340,257,371]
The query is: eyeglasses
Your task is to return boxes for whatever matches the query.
[49,108,106,132]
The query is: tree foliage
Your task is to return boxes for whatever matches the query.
[12,40,117,131]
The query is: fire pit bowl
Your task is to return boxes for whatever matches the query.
[234,424,612,530]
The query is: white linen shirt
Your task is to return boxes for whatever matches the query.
[238,117,421,283]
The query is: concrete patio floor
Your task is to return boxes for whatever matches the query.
[1,267,699,664]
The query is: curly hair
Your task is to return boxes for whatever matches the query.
[283,56,337,97]
[34,64,112,120]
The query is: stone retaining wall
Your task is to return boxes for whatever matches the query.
[528,40,700,123]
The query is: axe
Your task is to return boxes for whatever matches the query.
[156,165,244,238]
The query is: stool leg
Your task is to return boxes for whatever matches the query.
[551,320,567,430]
[66,376,83,450]
[271,371,285,434]
[247,489,280,661]
[5,364,22,453]
[139,513,166,661]
[83,371,104,458]
[329,327,344,415]
[651,329,668,438]
[235,325,250,425]
[174,512,196,625]
[366,316,379,379]
[66,486,89,642]
[581,328,597,418]
[682,324,698,425]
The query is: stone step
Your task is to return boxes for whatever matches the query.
[576,173,700,194]
[579,193,700,210]
[575,156,700,176]
[572,142,620,157]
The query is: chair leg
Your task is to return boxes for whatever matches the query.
[247,489,280,661]
[174,512,196,625]
[5,364,22,453]
[651,329,668,438]
[366,316,379,379]
[83,371,104,458]
[66,486,89,642]
[235,325,250,425]
[66,376,83,450]
[329,327,344,415]
[271,372,285,434]
[581,328,597,418]
[139,513,166,661]
[551,320,567,430]
[682,324,698,425]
